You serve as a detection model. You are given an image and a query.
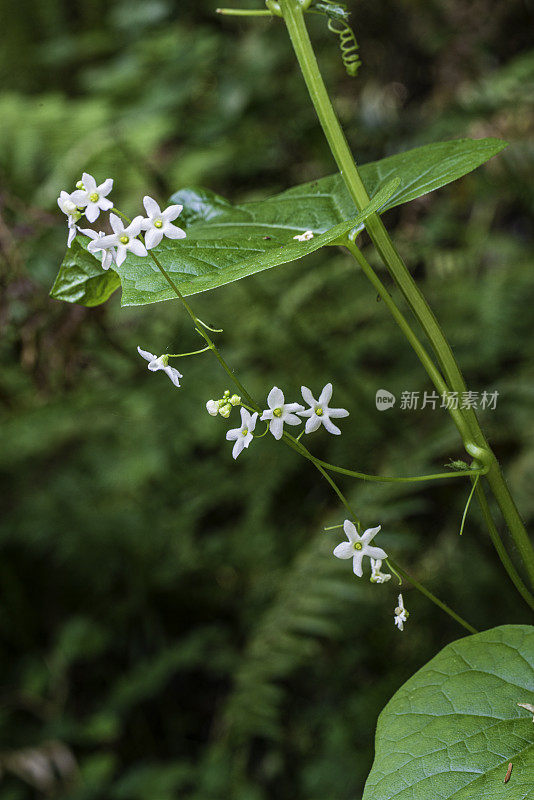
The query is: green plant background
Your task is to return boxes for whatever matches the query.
[1,1,533,798]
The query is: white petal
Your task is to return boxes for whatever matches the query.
[283,413,302,426]
[319,383,333,406]
[322,417,341,435]
[127,216,144,237]
[352,551,364,577]
[365,545,388,561]
[137,346,156,362]
[284,402,305,414]
[232,438,245,460]
[98,178,113,196]
[162,204,183,222]
[82,173,96,193]
[301,385,316,407]
[267,386,284,409]
[164,366,182,387]
[269,417,284,440]
[333,542,353,559]
[143,196,161,218]
[298,408,314,418]
[97,233,119,249]
[249,412,258,432]
[226,428,240,441]
[78,227,98,241]
[85,204,99,223]
[109,213,124,234]
[98,197,113,212]
[260,410,273,421]
[239,408,251,427]
[115,246,126,266]
[128,239,148,258]
[144,227,163,250]
[305,414,322,434]
[328,407,349,418]
[361,526,381,546]
[242,431,254,448]
[67,225,76,247]
[70,189,87,206]
[343,519,358,543]
[162,223,186,240]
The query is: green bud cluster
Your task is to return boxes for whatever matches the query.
[206,389,241,418]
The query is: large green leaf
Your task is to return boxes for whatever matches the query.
[114,179,398,305]
[50,238,121,307]
[363,624,534,800]
[50,137,506,307]
[170,137,507,236]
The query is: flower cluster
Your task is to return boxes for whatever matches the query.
[57,173,186,270]
[206,390,241,419]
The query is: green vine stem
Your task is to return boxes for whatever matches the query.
[278,0,534,590]
[388,560,478,634]
[128,218,485,627]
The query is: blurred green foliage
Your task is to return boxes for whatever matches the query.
[0,0,533,798]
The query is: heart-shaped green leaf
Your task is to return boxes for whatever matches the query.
[363,624,534,800]
[170,137,507,237]
[50,137,506,308]
[113,178,398,306]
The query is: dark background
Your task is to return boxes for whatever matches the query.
[1,0,533,797]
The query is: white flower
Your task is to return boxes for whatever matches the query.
[141,196,186,250]
[260,386,304,440]
[78,228,115,270]
[394,594,409,631]
[333,521,387,577]
[97,214,147,267]
[137,346,182,387]
[226,408,258,459]
[70,173,113,223]
[370,558,391,584]
[57,190,81,248]
[298,383,349,435]
[206,400,219,416]
[293,230,314,241]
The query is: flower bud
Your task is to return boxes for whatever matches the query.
[206,400,219,416]
[229,394,241,406]
[219,403,232,418]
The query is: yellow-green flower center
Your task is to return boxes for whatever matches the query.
[315,406,324,416]
[89,192,99,203]
[120,235,129,244]
[353,542,363,551]
[273,407,283,417]
[242,428,248,436]
[154,219,163,229]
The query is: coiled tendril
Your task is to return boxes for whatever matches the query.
[311,1,362,77]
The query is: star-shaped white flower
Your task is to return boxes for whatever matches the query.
[293,230,314,241]
[97,214,147,267]
[370,558,391,584]
[226,408,258,459]
[394,594,409,631]
[260,386,304,440]
[57,190,81,247]
[298,383,349,435]
[70,173,113,223]
[137,346,183,387]
[333,521,387,577]
[140,196,186,250]
[78,228,115,270]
